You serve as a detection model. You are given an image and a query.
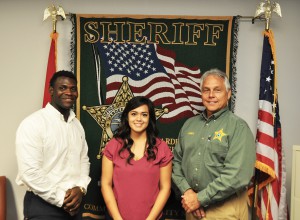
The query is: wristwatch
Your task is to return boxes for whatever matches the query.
[79,186,87,196]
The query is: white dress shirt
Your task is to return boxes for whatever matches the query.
[16,103,91,207]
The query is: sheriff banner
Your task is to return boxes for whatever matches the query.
[70,14,240,219]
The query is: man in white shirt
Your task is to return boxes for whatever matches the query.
[16,70,91,219]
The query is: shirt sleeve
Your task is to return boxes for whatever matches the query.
[197,120,256,207]
[15,118,65,207]
[76,125,91,192]
[158,140,173,167]
[102,138,119,161]
[172,128,192,194]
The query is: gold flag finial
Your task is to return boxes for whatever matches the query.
[43,5,66,33]
[254,0,282,30]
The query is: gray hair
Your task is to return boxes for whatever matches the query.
[199,68,231,91]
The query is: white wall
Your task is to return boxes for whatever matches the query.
[0,0,298,219]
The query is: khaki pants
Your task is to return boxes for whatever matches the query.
[186,191,248,220]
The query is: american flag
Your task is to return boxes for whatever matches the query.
[250,30,288,220]
[95,37,203,122]
[155,45,204,122]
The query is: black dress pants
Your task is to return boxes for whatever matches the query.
[23,191,79,220]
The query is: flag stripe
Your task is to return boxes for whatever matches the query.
[155,44,203,121]
[257,119,274,138]
[256,131,275,152]
[105,73,175,105]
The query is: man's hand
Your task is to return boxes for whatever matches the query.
[192,207,206,218]
[181,189,201,213]
[63,186,84,215]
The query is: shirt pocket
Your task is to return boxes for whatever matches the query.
[204,139,228,168]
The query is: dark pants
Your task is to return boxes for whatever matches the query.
[23,191,80,220]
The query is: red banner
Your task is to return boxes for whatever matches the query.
[43,33,57,107]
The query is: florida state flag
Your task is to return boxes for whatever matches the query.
[43,33,58,107]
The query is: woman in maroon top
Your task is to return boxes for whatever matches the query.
[101,96,173,220]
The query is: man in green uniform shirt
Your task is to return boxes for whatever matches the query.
[172,69,256,220]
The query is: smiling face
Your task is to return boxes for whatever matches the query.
[128,104,150,136]
[49,76,78,116]
[201,75,231,118]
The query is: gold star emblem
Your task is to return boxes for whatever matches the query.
[82,76,168,159]
[213,129,227,142]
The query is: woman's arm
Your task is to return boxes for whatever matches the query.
[101,155,123,220]
[146,162,172,220]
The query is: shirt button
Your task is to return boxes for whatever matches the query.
[195,183,198,187]
[206,123,209,126]
[195,168,198,171]
[198,152,201,155]
[201,137,204,140]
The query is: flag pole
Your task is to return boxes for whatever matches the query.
[254,0,282,31]
[42,5,67,107]
[249,2,283,220]
[251,169,259,220]
[43,4,67,33]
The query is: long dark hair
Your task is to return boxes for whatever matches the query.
[114,96,159,164]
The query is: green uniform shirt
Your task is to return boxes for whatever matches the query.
[172,107,256,207]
